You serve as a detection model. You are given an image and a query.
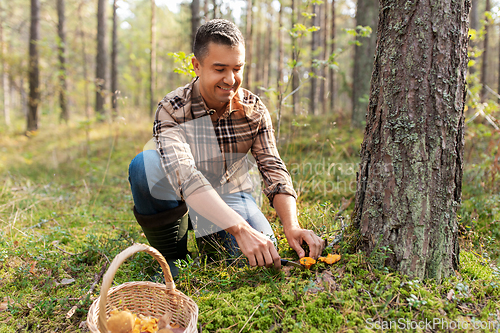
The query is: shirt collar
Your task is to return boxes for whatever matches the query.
[191,77,253,117]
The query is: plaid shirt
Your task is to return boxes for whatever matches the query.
[153,77,296,206]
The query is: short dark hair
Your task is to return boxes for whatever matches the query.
[193,19,245,62]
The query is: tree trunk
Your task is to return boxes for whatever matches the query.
[57,0,68,123]
[244,0,253,91]
[329,0,336,113]
[1,1,10,126]
[191,0,200,50]
[353,0,469,281]
[212,0,218,19]
[95,0,107,118]
[263,2,272,89]
[480,0,490,101]
[351,0,378,128]
[254,1,262,88]
[203,0,209,20]
[321,0,329,115]
[309,2,319,115]
[111,0,118,117]
[150,0,156,115]
[27,0,40,132]
[291,0,299,115]
[276,0,284,145]
[78,0,91,119]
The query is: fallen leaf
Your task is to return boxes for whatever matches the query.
[29,261,37,275]
[57,278,76,286]
[447,289,454,301]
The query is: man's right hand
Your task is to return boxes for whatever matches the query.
[228,221,281,269]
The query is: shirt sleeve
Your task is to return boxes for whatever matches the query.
[251,99,297,207]
[153,104,212,200]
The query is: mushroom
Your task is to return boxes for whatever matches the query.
[299,257,316,269]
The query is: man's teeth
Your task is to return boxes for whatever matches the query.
[219,86,231,91]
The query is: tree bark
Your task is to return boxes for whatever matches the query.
[351,0,378,128]
[321,0,329,115]
[78,0,91,119]
[27,0,40,132]
[95,0,107,118]
[329,0,336,113]
[111,0,118,117]
[480,0,490,101]
[291,0,299,115]
[263,3,272,89]
[203,0,209,20]
[276,0,284,145]
[353,0,469,281]
[191,0,200,50]
[309,2,320,115]
[244,0,253,91]
[150,0,156,115]
[212,0,218,19]
[57,0,68,123]
[1,1,10,126]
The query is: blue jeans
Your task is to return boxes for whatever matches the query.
[128,150,275,256]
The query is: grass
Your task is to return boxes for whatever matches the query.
[0,112,499,332]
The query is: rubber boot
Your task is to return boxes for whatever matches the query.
[133,202,189,278]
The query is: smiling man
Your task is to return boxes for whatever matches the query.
[128,19,325,277]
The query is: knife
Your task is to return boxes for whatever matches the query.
[280,259,304,269]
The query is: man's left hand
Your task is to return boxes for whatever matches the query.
[284,227,326,259]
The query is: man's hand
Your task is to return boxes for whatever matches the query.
[284,227,326,259]
[229,222,281,269]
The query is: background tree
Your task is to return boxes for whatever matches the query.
[309,1,320,115]
[353,0,469,280]
[150,0,156,114]
[291,0,299,115]
[27,0,40,132]
[1,2,11,126]
[57,0,68,122]
[111,0,118,117]
[95,0,107,117]
[480,0,490,101]
[191,0,201,50]
[244,0,253,91]
[329,0,336,113]
[351,0,378,128]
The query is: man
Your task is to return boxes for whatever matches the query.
[129,19,324,276]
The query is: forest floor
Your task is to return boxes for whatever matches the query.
[0,112,499,332]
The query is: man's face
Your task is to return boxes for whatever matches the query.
[192,42,245,112]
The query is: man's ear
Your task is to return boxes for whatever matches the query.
[192,56,201,76]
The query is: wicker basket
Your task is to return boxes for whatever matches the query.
[87,243,198,333]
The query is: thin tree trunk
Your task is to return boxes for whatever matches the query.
[263,3,271,89]
[276,0,284,145]
[353,0,468,281]
[255,1,262,88]
[309,2,319,115]
[244,0,253,91]
[150,0,156,115]
[291,0,299,115]
[212,0,218,19]
[78,0,90,119]
[57,0,68,123]
[480,0,490,101]
[191,0,200,50]
[351,0,378,127]
[321,0,328,114]
[95,0,107,118]
[27,0,40,132]
[0,2,10,126]
[203,0,209,20]
[329,0,336,113]
[111,0,118,117]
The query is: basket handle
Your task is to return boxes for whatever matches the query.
[97,243,176,332]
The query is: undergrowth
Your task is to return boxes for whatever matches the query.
[0,111,499,332]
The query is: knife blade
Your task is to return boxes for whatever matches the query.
[280,259,304,269]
